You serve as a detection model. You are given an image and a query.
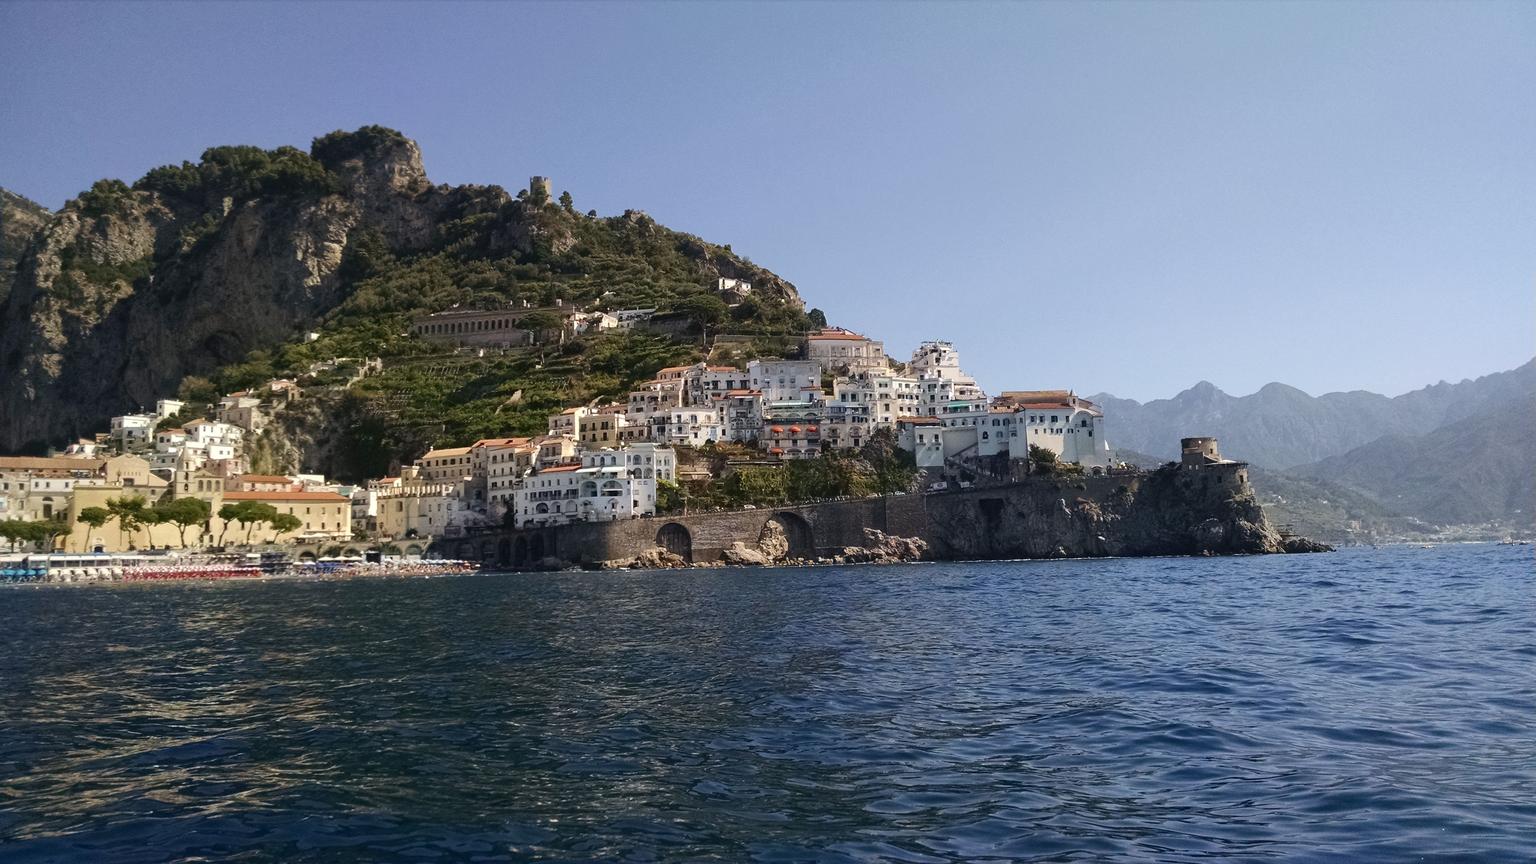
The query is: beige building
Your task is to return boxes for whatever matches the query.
[805,327,886,374]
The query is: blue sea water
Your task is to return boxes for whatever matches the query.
[0,544,1531,863]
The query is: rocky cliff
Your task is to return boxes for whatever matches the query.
[0,126,804,454]
[1,188,51,306]
[923,465,1302,560]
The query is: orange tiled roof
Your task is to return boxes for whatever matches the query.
[224,490,347,502]
[235,474,293,484]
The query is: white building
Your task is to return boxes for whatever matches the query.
[832,371,920,426]
[656,408,725,446]
[896,417,946,470]
[748,359,823,403]
[995,392,1110,468]
[511,444,674,529]
[183,419,243,449]
[613,308,657,330]
[110,414,155,451]
[719,390,765,442]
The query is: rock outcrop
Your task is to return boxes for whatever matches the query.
[1,188,51,307]
[923,465,1299,559]
[594,546,689,570]
[0,126,804,453]
[832,529,929,564]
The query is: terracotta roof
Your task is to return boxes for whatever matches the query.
[421,446,471,459]
[706,365,739,372]
[999,389,1074,402]
[725,389,761,396]
[657,365,690,373]
[807,327,871,341]
[473,437,531,448]
[234,474,292,484]
[224,490,347,502]
[539,464,582,473]
[0,456,107,471]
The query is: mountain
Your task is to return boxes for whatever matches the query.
[1291,394,1536,528]
[1,188,52,306]
[0,126,810,463]
[1094,359,1536,469]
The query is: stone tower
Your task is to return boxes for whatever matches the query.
[529,176,552,199]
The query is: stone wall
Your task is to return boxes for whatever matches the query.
[436,462,1284,568]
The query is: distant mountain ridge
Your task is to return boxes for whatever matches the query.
[1096,360,1535,531]
[1291,393,1535,527]
[1093,359,1536,469]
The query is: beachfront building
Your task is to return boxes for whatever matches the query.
[510,444,674,530]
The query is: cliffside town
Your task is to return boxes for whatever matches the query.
[0,129,1313,562]
[0,310,1142,556]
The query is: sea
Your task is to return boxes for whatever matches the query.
[0,544,1531,863]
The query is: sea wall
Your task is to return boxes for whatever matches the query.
[437,462,1288,568]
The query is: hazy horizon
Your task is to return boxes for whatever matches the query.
[4,1,1531,402]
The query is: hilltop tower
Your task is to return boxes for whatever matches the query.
[529,176,552,200]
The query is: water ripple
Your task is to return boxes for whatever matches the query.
[1,544,1532,862]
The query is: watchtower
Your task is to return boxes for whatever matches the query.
[529,176,552,199]
[1180,437,1222,468]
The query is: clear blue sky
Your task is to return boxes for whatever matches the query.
[3,1,1531,401]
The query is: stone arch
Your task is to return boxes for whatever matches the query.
[298,550,317,562]
[764,512,815,560]
[656,522,693,563]
[498,538,512,567]
[404,543,424,558]
[528,533,545,562]
[343,546,362,558]
[512,536,528,566]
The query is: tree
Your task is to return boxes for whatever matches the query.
[138,507,167,549]
[155,497,212,548]
[78,507,111,550]
[106,496,149,548]
[268,512,303,541]
[807,308,828,329]
[861,428,917,495]
[558,190,574,212]
[656,478,684,514]
[1027,444,1058,475]
[216,503,241,548]
[0,520,33,552]
[517,310,564,345]
[36,519,71,552]
[671,293,728,334]
[238,502,279,544]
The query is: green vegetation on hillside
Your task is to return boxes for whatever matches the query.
[659,432,919,514]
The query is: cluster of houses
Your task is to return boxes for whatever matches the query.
[346,327,1111,540]
[1,312,1113,554]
